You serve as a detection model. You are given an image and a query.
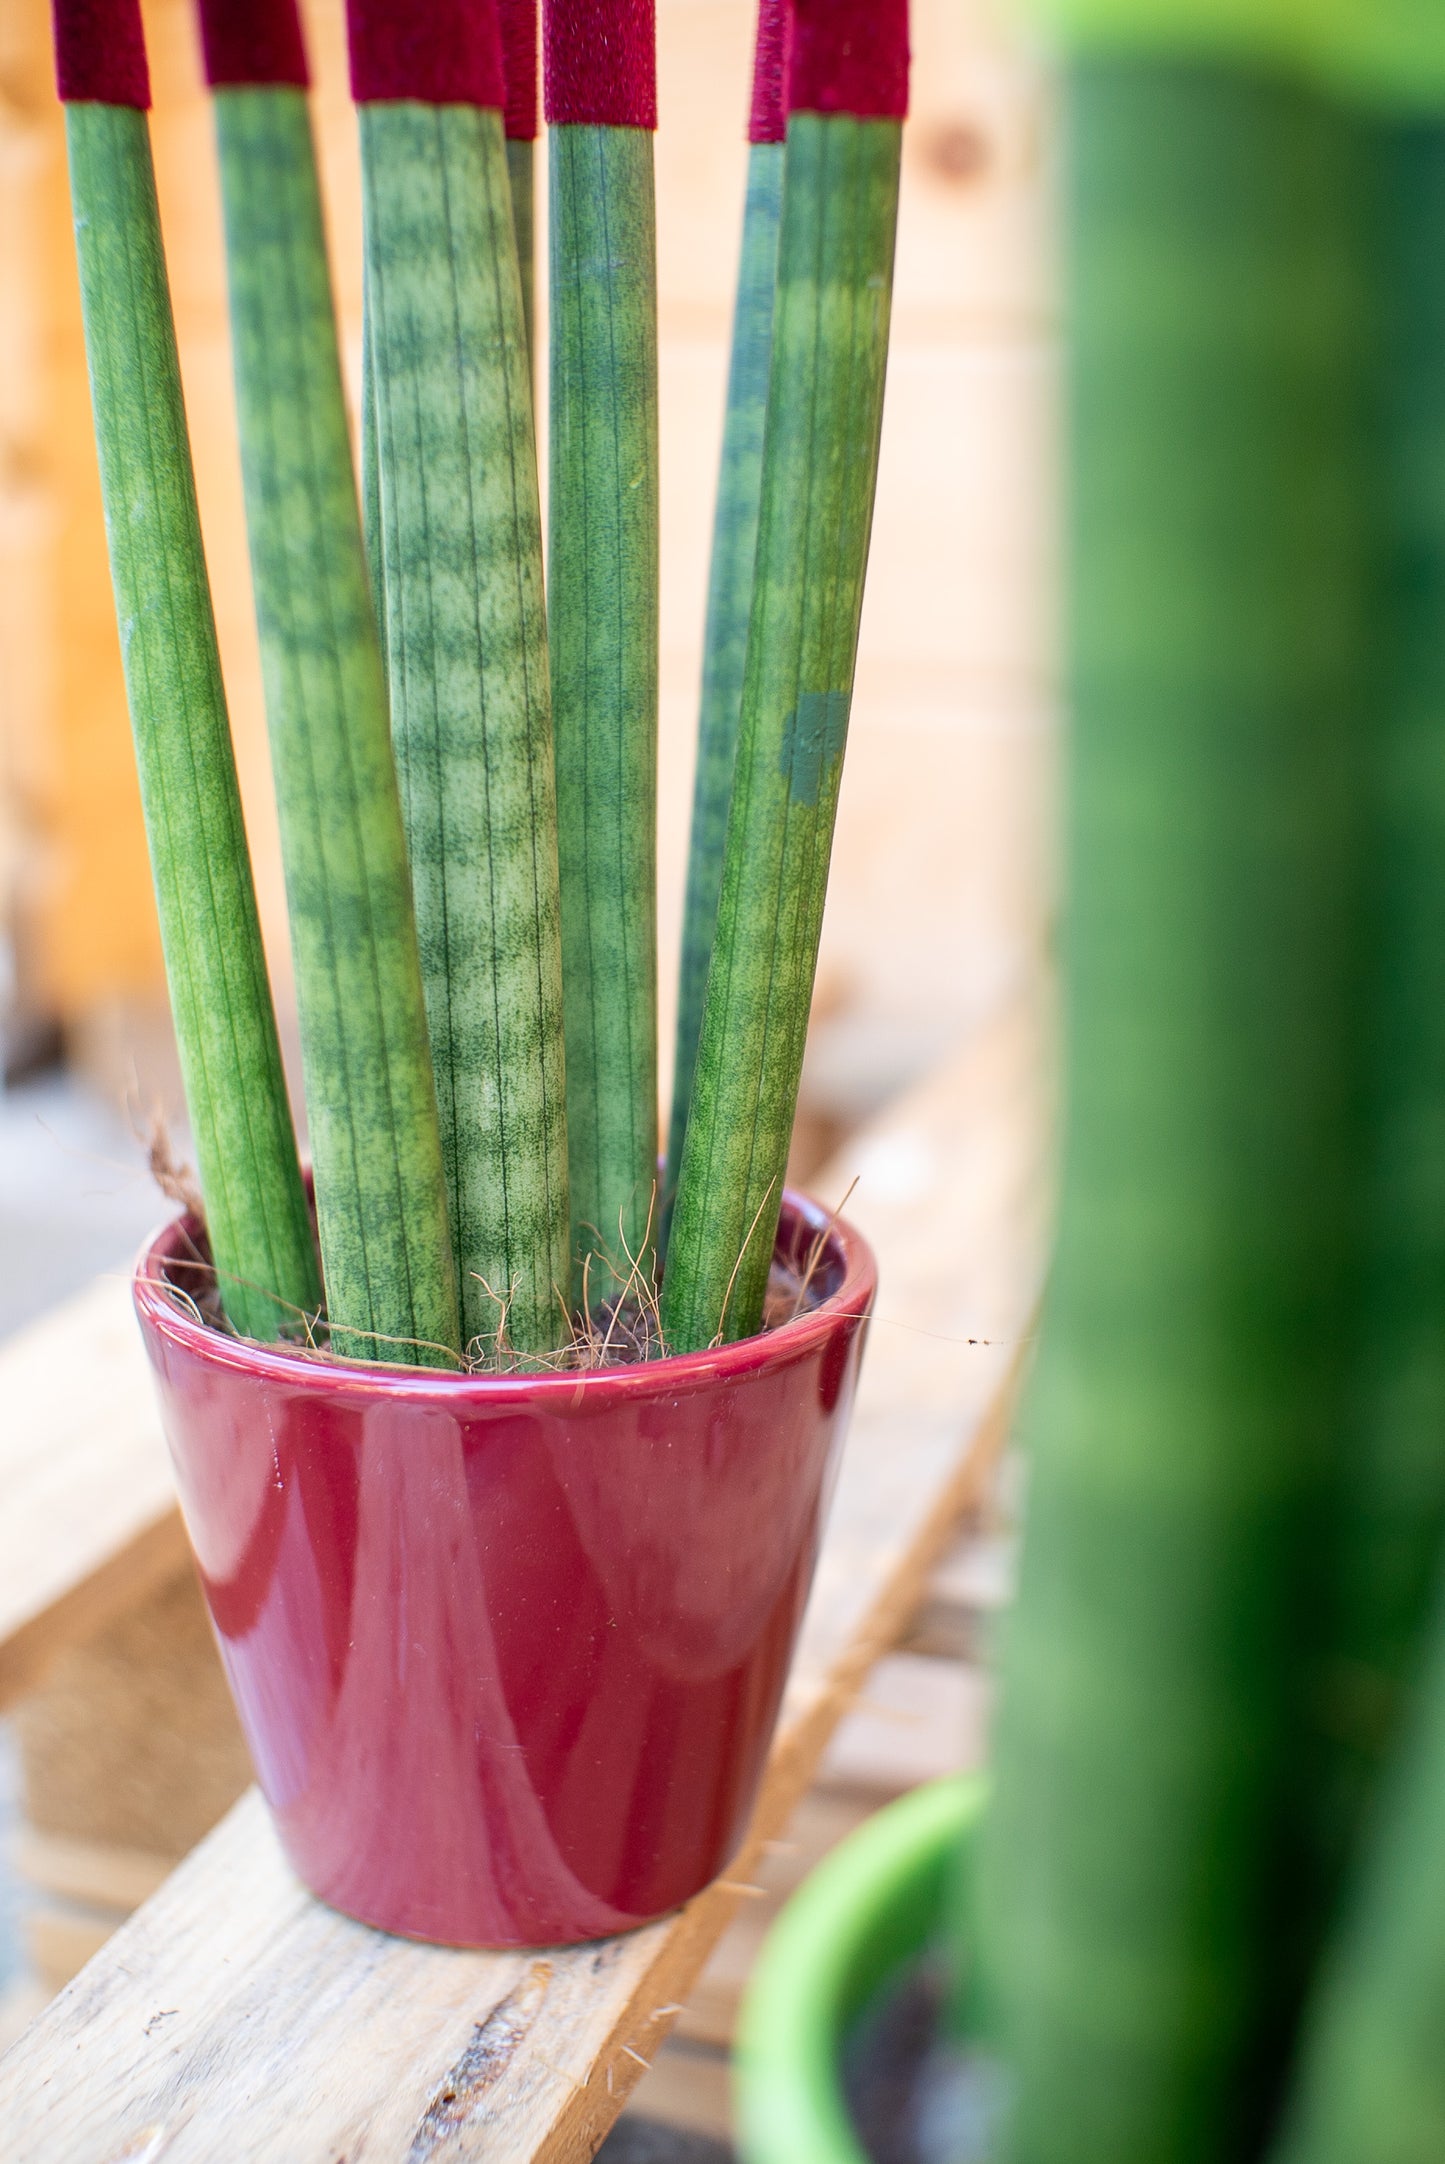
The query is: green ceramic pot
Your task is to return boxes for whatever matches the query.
[734,1775,984,2164]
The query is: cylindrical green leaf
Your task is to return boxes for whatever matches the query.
[660,115,901,1353]
[1307,110,1445,1893]
[978,58,1371,2164]
[1274,1568,1445,2164]
[360,266,387,681]
[549,122,660,1307]
[1014,0,1445,111]
[213,86,460,1368]
[362,100,569,1359]
[65,102,319,1345]
[507,135,535,368]
[664,136,784,1235]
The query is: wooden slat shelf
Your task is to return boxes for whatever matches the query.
[0,1277,185,1710]
[0,978,1047,2162]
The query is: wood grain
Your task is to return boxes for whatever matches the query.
[0,976,1048,2163]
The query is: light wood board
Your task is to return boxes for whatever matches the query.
[0,1273,183,1709]
[0,978,1048,2163]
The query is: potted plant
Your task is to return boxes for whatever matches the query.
[736,1,1445,2157]
[52,0,907,1947]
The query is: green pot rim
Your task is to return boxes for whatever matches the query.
[734,1774,985,2164]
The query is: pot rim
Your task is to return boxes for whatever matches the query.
[132,1183,876,1405]
[734,1773,984,2164]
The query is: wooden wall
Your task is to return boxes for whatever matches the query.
[0,0,1054,1136]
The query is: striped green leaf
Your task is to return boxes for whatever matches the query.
[362,99,569,1359]
[664,136,784,1234]
[978,59,1371,2164]
[65,102,319,1345]
[660,115,901,1352]
[213,85,460,1367]
[360,269,386,680]
[507,136,535,367]
[1306,114,1445,1890]
[1274,1571,1445,2164]
[549,122,660,1306]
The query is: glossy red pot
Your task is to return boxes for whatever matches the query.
[133,1191,874,1948]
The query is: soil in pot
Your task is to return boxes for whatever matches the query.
[842,1959,1000,2164]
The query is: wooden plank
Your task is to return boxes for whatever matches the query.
[621,1518,1005,2128]
[666,1790,880,2054]
[621,1534,1003,2118]
[900,1523,1016,1662]
[819,1652,991,1800]
[0,977,1048,2164]
[14,1564,250,1859]
[0,1274,183,1709]
[16,1830,173,1915]
[610,2037,735,2144]
[0,1986,49,2066]
[22,1911,116,2001]
[662,1618,996,2062]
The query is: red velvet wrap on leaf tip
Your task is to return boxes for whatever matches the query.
[52,0,151,106]
[347,0,506,107]
[747,0,787,144]
[543,0,656,129]
[198,0,308,88]
[787,0,909,120]
[500,0,538,137]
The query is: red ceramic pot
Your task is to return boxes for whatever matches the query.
[133,1191,874,1949]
